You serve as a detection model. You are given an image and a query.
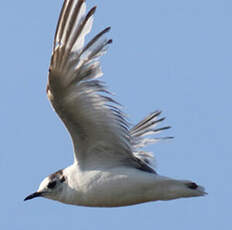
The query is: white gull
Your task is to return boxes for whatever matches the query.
[24,0,206,207]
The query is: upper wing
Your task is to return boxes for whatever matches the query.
[47,0,150,170]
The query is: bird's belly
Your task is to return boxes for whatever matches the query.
[70,167,158,207]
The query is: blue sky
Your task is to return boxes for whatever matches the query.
[1,0,231,229]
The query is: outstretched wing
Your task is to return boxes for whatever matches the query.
[47,0,154,171]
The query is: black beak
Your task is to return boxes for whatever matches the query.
[24,192,43,201]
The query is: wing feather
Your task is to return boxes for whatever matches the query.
[130,111,173,165]
[48,0,138,170]
[47,0,170,173]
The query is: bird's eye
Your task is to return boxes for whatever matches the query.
[47,181,57,189]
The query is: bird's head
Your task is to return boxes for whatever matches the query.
[24,170,66,202]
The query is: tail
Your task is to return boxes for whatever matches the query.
[154,176,207,201]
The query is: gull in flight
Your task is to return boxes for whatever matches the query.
[24,0,206,207]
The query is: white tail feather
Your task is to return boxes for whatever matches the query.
[152,176,206,201]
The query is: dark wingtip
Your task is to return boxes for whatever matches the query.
[87,6,97,18]
[162,136,174,140]
[98,27,111,37]
[153,126,171,132]
[187,182,198,190]
[107,39,113,44]
[153,110,162,116]
[104,26,111,33]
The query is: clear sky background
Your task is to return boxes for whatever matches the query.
[1,0,231,229]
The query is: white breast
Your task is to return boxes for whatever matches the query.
[61,164,158,207]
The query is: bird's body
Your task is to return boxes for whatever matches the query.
[48,165,161,207]
[38,163,204,207]
[25,0,206,207]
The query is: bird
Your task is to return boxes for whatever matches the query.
[24,0,206,207]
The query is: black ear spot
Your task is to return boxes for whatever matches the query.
[60,176,65,183]
[47,181,57,189]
